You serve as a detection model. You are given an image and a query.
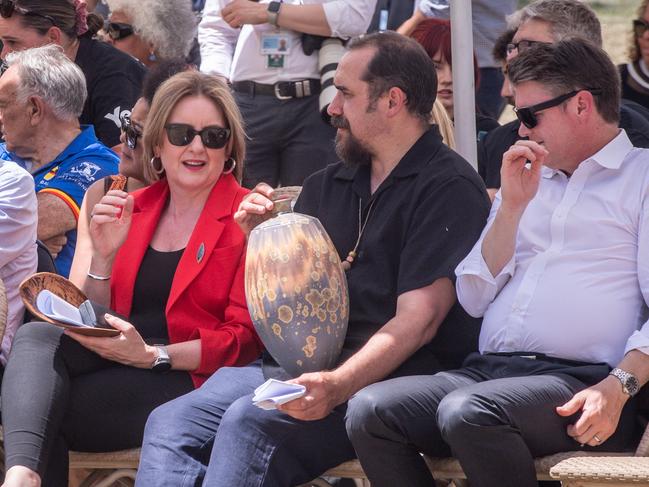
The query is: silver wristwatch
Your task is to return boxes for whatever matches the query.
[609,368,640,397]
[151,345,171,373]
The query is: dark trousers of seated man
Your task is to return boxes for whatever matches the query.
[235,91,338,189]
[135,347,444,487]
[346,353,638,487]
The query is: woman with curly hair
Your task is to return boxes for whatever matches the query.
[621,0,649,109]
[105,0,197,67]
[0,0,146,149]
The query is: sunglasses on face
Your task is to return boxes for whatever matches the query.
[506,40,543,56]
[514,89,602,129]
[0,0,56,24]
[120,113,142,150]
[164,124,231,150]
[634,18,649,38]
[106,21,134,41]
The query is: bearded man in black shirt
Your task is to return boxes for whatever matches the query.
[134,31,491,487]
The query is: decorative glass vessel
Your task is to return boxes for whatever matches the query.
[245,197,349,377]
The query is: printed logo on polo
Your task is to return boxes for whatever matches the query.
[104,106,131,128]
[70,161,101,181]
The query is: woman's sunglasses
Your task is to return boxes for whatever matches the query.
[106,21,134,41]
[164,124,231,149]
[0,0,56,24]
[120,113,142,150]
[634,18,649,38]
[513,89,601,129]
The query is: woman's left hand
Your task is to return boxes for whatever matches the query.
[65,314,157,369]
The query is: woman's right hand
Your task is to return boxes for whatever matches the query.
[89,190,135,262]
[234,182,275,237]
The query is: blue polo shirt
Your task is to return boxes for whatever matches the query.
[0,125,119,277]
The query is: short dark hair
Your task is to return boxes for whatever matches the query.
[508,38,620,124]
[493,28,516,63]
[141,59,191,105]
[348,31,437,124]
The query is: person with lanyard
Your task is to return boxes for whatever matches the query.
[0,0,146,150]
[0,45,118,277]
[134,31,490,487]
[198,0,376,189]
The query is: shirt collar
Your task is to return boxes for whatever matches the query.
[51,125,99,164]
[541,129,633,179]
[333,125,444,183]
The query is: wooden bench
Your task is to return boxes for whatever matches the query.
[64,448,633,486]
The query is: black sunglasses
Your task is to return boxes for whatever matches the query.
[106,21,134,41]
[165,124,231,149]
[634,18,649,38]
[0,0,56,25]
[514,89,602,129]
[120,113,142,150]
[506,40,544,56]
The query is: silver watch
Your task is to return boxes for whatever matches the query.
[609,368,640,397]
[151,345,171,373]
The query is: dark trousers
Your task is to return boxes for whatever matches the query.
[347,353,638,487]
[1,322,193,487]
[136,361,356,487]
[477,67,506,119]
[235,92,338,189]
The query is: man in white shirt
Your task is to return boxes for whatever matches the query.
[346,39,649,487]
[0,160,37,375]
[199,0,376,188]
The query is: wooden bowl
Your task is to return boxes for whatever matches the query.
[20,272,119,337]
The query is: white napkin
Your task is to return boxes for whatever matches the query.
[253,378,306,410]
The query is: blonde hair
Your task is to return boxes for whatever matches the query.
[142,71,245,183]
[430,99,456,149]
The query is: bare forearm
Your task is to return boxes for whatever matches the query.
[167,339,202,371]
[616,350,649,387]
[276,4,331,36]
[81,255,113,307]
[331,280,455,400]
[481,205,524,277]
[37,194,76,241]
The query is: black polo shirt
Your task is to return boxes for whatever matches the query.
[75,38,146,148]
[292,126,490,372]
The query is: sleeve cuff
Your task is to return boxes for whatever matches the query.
[624,329,649,356]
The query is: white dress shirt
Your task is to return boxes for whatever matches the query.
[456,130,649,367]
[198,0,376,84]
[0,161,37,365]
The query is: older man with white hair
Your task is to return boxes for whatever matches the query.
[0,45,119,277]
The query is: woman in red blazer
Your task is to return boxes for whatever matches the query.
[2,71,262,487]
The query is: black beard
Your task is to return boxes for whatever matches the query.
[331,116,372,166]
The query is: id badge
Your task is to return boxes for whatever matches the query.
[266,54,284,68]
[260,32,291,55]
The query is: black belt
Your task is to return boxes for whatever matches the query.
[231,79,320,99]
[486,352,602,368]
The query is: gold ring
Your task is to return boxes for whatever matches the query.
[593,435,602,443]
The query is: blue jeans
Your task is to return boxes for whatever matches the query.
[135,361,356,487]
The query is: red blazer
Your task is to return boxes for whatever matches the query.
[110,174,262,387]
